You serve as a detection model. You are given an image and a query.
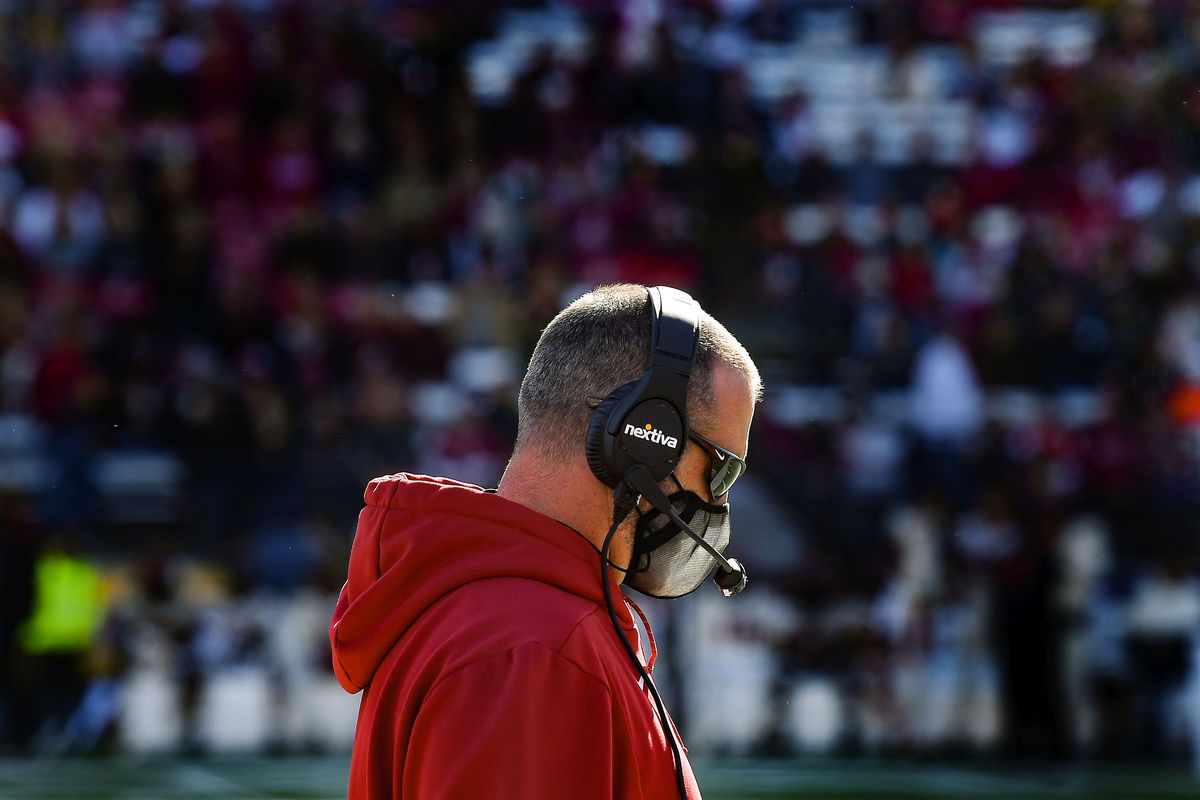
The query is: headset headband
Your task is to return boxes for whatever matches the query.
[585,286,700,488]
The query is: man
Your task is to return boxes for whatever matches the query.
[330,284,760,798]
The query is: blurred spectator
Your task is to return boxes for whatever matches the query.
[11,165,106,275]
[1126,552,1200,757]
[909,331,984,447]
[1056,515,1112,752]
[11,533,105,752]
[0,491,36,752]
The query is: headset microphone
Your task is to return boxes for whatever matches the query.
[622,466,749,597]
[713,557,749,597]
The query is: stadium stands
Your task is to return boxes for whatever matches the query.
[2,0,1200,763]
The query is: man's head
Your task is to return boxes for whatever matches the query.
[499,283,760,580]
[515,283,761,477]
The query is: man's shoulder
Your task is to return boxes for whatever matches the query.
[426,576,612,660]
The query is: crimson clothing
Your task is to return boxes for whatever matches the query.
[330,473,701,799]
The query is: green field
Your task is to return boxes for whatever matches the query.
[0,756,1197,799]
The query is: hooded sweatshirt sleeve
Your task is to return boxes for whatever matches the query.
[404,640,616,799]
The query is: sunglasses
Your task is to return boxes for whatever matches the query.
[688,430,747,500]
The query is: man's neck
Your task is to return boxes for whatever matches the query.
[497,448,633,576]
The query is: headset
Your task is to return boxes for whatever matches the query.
[580,286,711,800]
[585,285,699,492]
[585,286,749,595]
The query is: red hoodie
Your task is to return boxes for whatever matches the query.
[330,473,701,799]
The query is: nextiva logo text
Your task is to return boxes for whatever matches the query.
[624,423,679,449]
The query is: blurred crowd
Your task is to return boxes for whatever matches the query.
[2,0,1200,762]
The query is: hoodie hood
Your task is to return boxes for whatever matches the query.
[329,473,627,692]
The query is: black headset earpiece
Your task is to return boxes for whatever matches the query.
[585,382,637,487]
[585,286,700,493]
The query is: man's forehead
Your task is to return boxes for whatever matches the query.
[706,362,755,455]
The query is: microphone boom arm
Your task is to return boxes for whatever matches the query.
[623,465,749,596]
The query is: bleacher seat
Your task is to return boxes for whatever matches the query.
[785,678,844,753]
[118,668,184,754]
[0,413,47,492]
[974,10,1099,68]
[94,450,185,525]
[196,666,273,753]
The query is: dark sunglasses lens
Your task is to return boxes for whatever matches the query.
[710,456,745,498]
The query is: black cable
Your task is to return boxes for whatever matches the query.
[601,482,688,800]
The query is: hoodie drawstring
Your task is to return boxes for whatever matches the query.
[624,596,657,674]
